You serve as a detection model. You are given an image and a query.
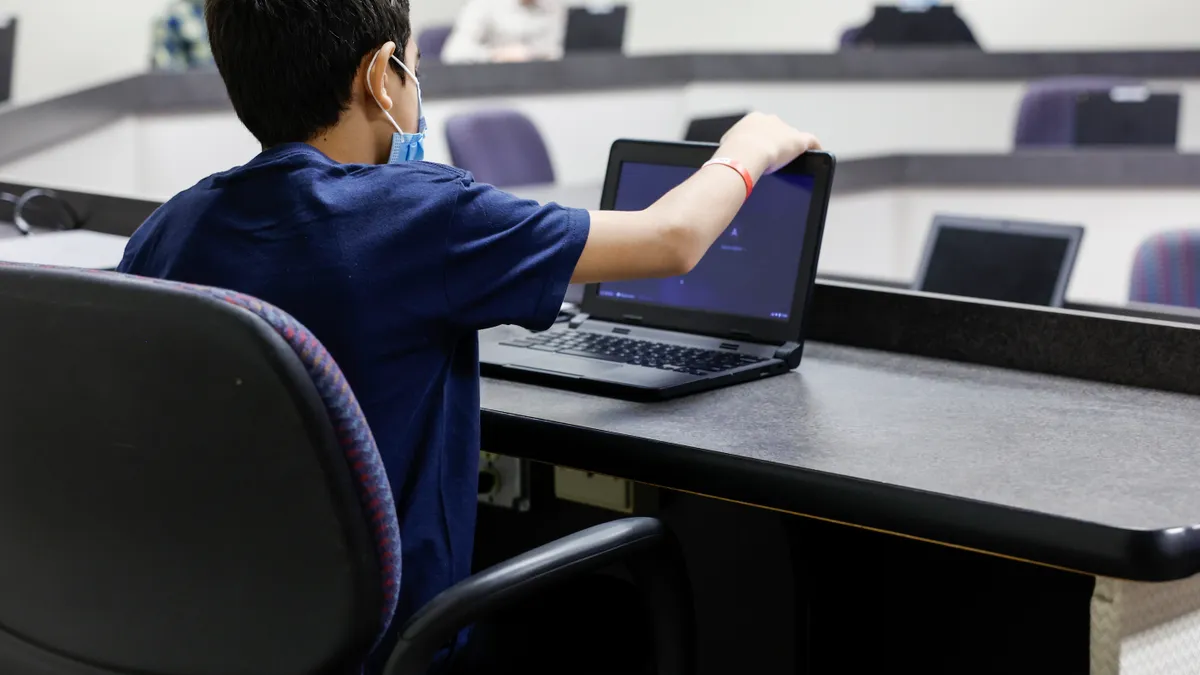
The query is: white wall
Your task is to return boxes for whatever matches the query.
[622,0,1200,53]
[3,0,1200,105]
[0,0,165,104]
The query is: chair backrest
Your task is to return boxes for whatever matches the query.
[1130,230,1200,308]
[417,26,453,61]
[839,25,862,48]
[0,264,400,675]
[445,109,557,188]
[1014,76,1141,148]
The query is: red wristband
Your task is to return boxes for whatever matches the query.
[702,157,755,201]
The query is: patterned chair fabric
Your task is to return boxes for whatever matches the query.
[1130,230,1200,309]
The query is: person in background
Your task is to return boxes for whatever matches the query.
[441,0,565,64]
[150,0,213,71]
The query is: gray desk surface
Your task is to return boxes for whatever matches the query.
[481,329,1200,581]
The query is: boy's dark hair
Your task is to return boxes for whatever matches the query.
[205,0,412,148]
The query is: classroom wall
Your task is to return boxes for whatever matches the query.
[2,0,1199,105]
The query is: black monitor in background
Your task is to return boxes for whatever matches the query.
[684,114,746,144]
[564,6,628,54]
[0,17,15,105]
[914,216,1084,308]
[854,5,979,48]
[1074,91,1180,149]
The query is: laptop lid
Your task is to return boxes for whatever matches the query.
[914,215,1084,308]
[582,140,836,345]
[684,114,747,144]
[861,4,979,47]
[1074,90,1180,148]
[0,17,15,105]
[564,6,628,53]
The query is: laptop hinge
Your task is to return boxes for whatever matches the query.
[775,341,805,369]
[568,313,590,329]
[729,330,756,342]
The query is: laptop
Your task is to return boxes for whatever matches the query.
[854,5,980,47]
[564,5,628,54]
[1074,90,1180,149]
[481,140,836,401]
[0,17,15,105]
[913,215,1084,308]
[684,114,746,144]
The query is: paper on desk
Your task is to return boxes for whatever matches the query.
[0,230,129,269]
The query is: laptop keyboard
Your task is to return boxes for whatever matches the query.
[501,331,768,376]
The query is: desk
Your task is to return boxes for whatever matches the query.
[477,280,1200,674]
[481,346,1200,674]
[482,330,1200,580]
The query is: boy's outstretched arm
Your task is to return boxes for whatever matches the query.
[572,113,821,284]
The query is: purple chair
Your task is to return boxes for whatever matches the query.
[839,25,863,49]
[446,109,557,188]
[417,25,453,61]
[1014,77,1142,148]
[1130,230,1200,308]
[0,263,695,675]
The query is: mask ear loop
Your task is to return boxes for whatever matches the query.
[390,55,426,134]
[366,49,404,135]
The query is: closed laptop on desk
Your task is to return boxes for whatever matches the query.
[481,140,836,401]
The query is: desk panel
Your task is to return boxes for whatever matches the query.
[481,334,1200,580]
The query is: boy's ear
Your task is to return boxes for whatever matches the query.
[365,41,398,111]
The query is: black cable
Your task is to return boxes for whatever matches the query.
[13,188,81,235]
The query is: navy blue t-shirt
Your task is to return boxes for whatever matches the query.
[118,143,589,654]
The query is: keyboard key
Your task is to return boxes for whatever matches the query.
[508,331,768,374]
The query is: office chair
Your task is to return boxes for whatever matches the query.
[417,26,453,61]
[0,263,695,675]
[838,25,862,49]
[1130,230,1200,308]
[446,110,556,188]
[1014,76,1141,148]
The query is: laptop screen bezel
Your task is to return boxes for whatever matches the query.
[581,139,836,345]
[912,214,1085,308]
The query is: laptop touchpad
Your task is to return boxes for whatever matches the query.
[512,354,625,378]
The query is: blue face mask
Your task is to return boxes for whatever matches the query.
[367,50,426,163]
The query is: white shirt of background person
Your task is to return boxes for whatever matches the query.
[441,0,567,64]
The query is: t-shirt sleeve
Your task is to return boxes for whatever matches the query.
[444,178,590,331]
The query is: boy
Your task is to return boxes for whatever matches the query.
[119,0,820,668]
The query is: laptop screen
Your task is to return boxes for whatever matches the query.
[917,222,1078,307]
[595,162,815,322]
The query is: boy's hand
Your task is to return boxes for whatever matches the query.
[718,113,822,178]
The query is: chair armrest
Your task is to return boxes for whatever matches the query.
[384,517,692,675]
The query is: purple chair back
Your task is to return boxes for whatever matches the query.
[418,26,453,61]
[1015,76,1142,148]
[840,26,862,48]
[1130,230,1200,308]
[446,109,557,188]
